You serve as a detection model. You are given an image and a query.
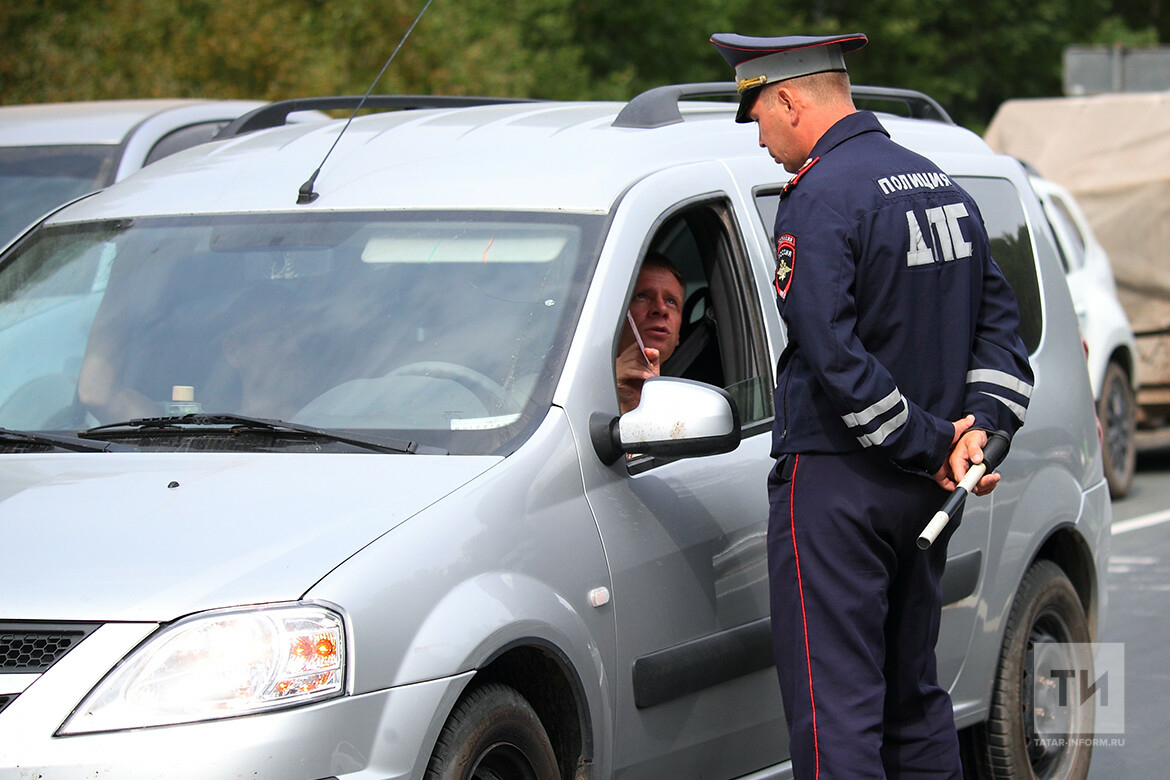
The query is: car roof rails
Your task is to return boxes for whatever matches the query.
[215,95,539,139]
[850,86,954,125]
[611,82,954,129]
[611,82,740,129]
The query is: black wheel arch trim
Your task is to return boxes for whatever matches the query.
[471,636,596,769]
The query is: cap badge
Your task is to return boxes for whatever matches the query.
[737,75,768,93]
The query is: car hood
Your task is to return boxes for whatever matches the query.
[0,452,499,622]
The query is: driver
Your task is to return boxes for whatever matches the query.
[616,253,685,413]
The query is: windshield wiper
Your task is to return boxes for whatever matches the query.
[82,413,443,454]
[0,426,138,453]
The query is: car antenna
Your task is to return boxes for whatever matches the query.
[297,0,436,205]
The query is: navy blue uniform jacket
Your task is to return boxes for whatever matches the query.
[771,111,1033,473]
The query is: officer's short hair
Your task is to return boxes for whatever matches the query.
[791,70,853,104]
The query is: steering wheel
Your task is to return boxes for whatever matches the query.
[387,361,510,411]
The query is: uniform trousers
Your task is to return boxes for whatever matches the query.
[767,450,963,780]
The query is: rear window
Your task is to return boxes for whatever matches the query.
[956,176,1043,354]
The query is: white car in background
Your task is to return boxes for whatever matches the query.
[1029,171,1138,497]
[0,99,327,248]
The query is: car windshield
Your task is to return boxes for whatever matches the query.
[0,211,601,455]
[0,145,117,247]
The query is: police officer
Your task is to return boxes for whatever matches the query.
[709,32,1034,779]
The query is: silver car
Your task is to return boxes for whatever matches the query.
[0,99,329,248]
[0,87,1109,779]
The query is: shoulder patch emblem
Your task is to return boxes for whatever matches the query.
[775,234,796,300]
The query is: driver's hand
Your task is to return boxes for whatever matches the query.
[616,344,659,414]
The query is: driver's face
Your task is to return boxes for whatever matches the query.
[624,266,684,361]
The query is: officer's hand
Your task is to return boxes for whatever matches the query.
[932,415,975,491]
[616,343,660,414]
[933,418,1001,496]
[950,428,1001,497]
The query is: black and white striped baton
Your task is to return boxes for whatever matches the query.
[918,430,1011,550]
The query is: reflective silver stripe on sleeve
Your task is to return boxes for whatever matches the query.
[856,404,909,448]
[980,391,1028,424]
[966,369,1033,400]
[841,388,904,429]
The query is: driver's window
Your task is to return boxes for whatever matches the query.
[615,199,773,432]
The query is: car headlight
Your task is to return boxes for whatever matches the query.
[59,604,345,735]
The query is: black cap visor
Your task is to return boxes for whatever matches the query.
[736,85,764,123]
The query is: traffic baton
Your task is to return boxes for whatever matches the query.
[917,430,1011,550]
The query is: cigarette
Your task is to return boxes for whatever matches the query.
[627,311,654,368]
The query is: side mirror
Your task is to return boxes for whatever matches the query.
[591,377,741,465]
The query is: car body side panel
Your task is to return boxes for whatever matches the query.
[939,158,1110,722]
[308,408,618,777]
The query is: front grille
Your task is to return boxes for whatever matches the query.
[0,622,100,673]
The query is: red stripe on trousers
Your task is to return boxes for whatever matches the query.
[789,454,820,779]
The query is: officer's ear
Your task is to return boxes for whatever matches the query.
[771,86,800,123]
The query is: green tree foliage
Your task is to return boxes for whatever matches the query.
[1108,0,1169,41]
[0,0,621,104]
[572,0,1158,128]
[0,0,1162,128]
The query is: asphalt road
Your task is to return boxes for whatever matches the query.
[1086,446,1170,779]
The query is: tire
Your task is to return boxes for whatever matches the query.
[424,682,560,780]
[967,560,1094,779]
[1097,360,1136,498]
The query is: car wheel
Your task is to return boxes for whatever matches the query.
[1098,360,1136,498]
[967,560,1094,779]
[424,682,560,780]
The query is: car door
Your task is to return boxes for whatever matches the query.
[563,164,787,779]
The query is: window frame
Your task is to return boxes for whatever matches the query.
[621,195,774,473]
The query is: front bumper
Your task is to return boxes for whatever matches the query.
[0,623,467,780]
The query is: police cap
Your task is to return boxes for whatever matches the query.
[709,33,868,123]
